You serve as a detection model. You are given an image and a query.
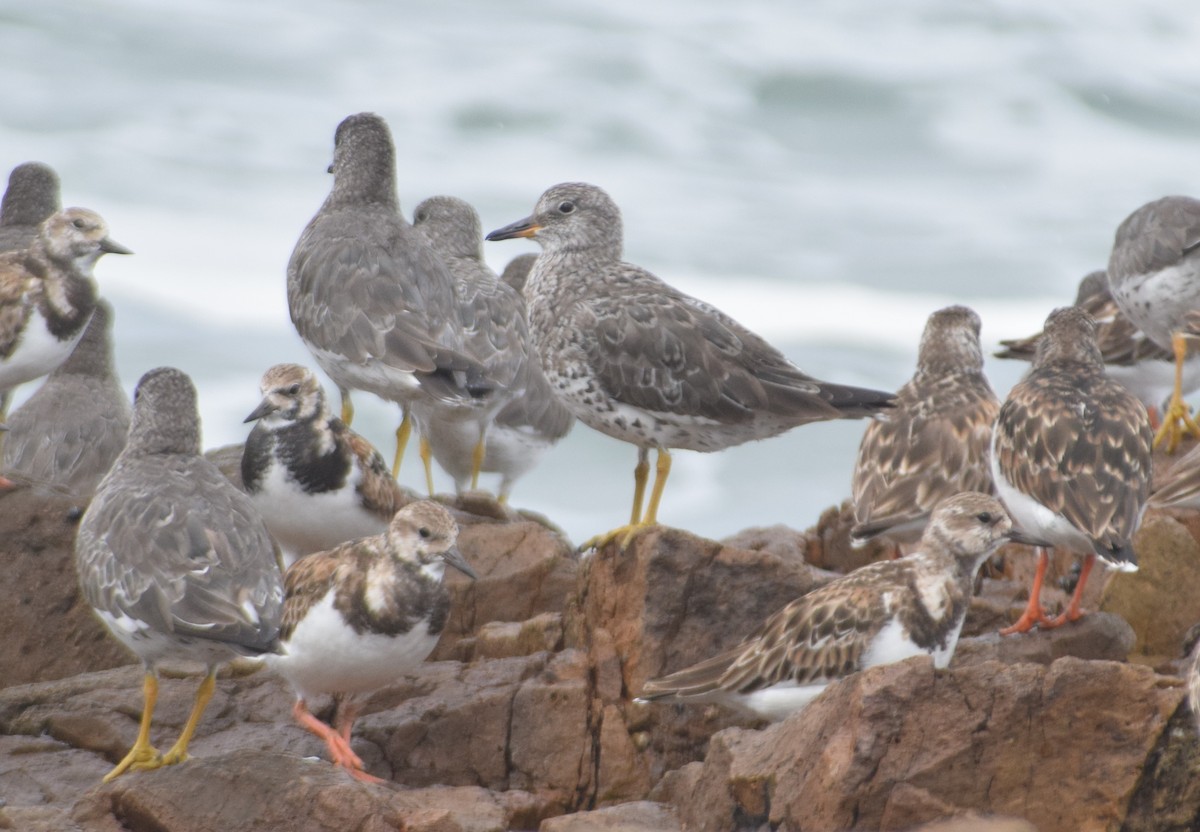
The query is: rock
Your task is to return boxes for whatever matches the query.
[880,784,1037,832]
[953,611,1136,667]
[452,613,565,662]
[539,801,681,832]
[655,655,1189,832]
[0,488,133,688]
[1101,513,1200,662]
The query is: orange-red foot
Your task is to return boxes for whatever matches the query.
[999,604,1055,635]
[1043,608,1087,629]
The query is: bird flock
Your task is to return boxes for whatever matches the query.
[3,109,1200,782]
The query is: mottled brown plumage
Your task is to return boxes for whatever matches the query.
[851,305,999,544]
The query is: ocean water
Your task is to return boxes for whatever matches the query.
[3,0,1199,543]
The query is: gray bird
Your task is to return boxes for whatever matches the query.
[75,367,284,782]
[286,113,483,479]
[487,182,895,546]
[2,299,129,497]
[0,161,61,252]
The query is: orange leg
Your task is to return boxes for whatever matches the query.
[1044,554,1095,629]
[1147,405,1161,432]
[1000,547,1055,635]
[292,699,382,783]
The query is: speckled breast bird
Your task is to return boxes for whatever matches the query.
[0,161,61,253]
[2,299,129,497]
[486,182,895,547]
[1107,196,1200,452]
[991,306,1153,634]
[996,270,1200,425]
[241,363,412,567]
[0,208,129,425]
[75,367,284,782]
[851,305,999,547]
[637,492,1032,720]
[287,112,484,478]
[268,500,476,782]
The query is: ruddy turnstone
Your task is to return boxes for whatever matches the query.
[0,162,61,252]
[1148,439,1200,510]
[287,113,482,477]
[995,270,1200,425]
[486,182,895,546]
[241,363,411,567]
[851,305,999,547]
[0,207,130,426]
[637,492,1031,719]
[75,367,284,782]
[268,500,476,783]
[1108,196,1200,451]
[2,299,129,497]
[991,306,1153,633]
[410,194,552,497]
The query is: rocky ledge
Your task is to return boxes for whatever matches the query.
[3,484,1200,832]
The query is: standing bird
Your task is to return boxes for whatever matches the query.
[851,305,999,547]
[75,367,284,782]
[991,307,1152,634]
[637,493,1033,720]
[1108,196,1200,452]
[996,270,1200,426]
[409,195,530,496]
[486,182,894,547]
[287,112,482,478]
[241,363,411,566]
[0,207,130,430]
[0,161,61,252]
[2,299,129,497]
[268,500,476,783]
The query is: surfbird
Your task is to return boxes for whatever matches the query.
[287,112,482,477]
[267,500,476,782]
[637,493,1032,720]
[486,182,895,546]
[75,367,284,781]
[0,162,61,253]
[2,299,128,497]
[991,306,1153,633]
[1108,196,1200,451]
[241,363,412,567]
[851,305,999,548]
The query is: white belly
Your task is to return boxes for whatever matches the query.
[0,314,84,391]
[991,452,1094,553]
[269,593,439,700]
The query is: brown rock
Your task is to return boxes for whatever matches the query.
[880,784,1037,832]
[539,801,681,832]
[953,611,1136,667]
[453,613,565,662]
[659,655,1185,832]
[1101,513,1200,661]
[0,489,134,688]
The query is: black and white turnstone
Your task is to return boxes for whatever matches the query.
[2,299,129,497]
[241,363,412,567]
[991,306,1153,633]
[75,367,284,782]
[0,162,61,252]
[287,113,482,477]
[486,182,895,546]
[851,305,999,547]
[409,195,530,496]
[637,492,1030,720]
[268,500,476,783]
[0,207,130,425]
[996,270,1200,426]
[1107,196,1200,451]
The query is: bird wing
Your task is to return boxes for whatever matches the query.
[1109,196,1200,278]
[0,253,35,361]
[341,424,409,520]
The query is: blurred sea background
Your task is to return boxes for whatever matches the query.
[3,0,1199,543]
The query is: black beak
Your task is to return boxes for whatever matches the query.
[99,237,133,255]
[485,216,541,242]
[244,397,277,423]
[442,544,477,580]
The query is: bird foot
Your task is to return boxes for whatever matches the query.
[1153,396,1200,454]
[1043,607,1087,630]
[103,742,164,782]
[999,605,1056,636]
[579,522,653,553]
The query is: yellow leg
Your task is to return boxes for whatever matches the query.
[419,435,436,497]
[103,672,162,782]
[1153,332,1200,453]
[630,448,649,526]
[470,436,486,491]
[579,447,666,553]
[392,409,412,479]
[159,671,216,767]
[642,449,672,526]
[339,388,354,426]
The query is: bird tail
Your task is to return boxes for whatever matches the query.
[1095,540,1138,573]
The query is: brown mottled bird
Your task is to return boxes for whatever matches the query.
[267,500,476,782]
[486,182,895,547]
[991,306,1153,633]
[851,305,999,547]
[637,493,1032,720]
[241,363,413,567]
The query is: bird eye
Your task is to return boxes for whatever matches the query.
[287,383,301,395]
[558,201,575,214]
[418,527,431,539]
[72,218,86,229]
[976,512,993,523]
